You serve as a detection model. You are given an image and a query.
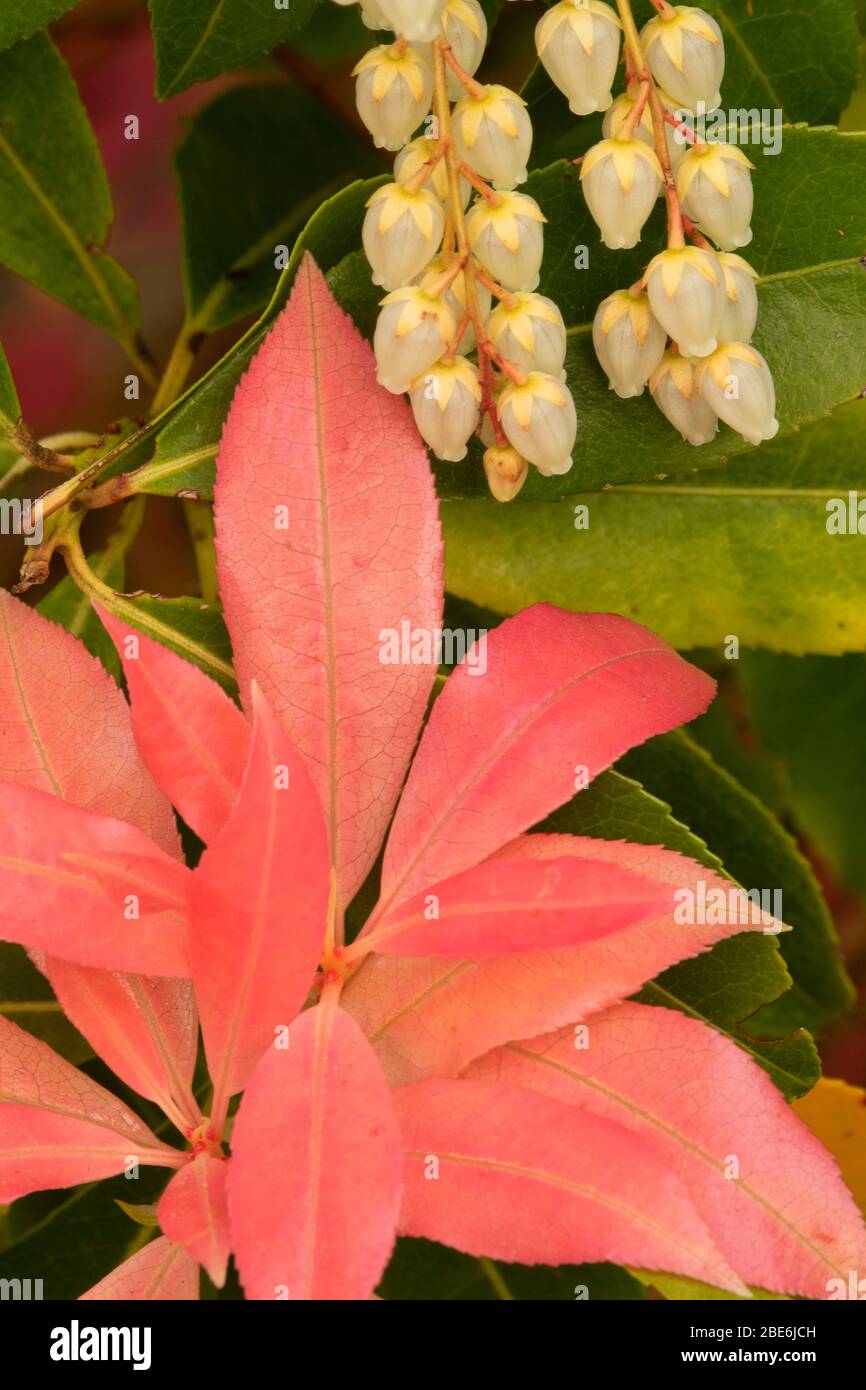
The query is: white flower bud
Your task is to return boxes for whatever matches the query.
[483,443,529,501]
[466,191,546,291]
[374,287,456,394]
[717,253,758,343]
[696,343,779,445]
[499,372,577,476]
[453,85,532,191]
[353,45,433,152]
[395,137,470,209]
[604,89,687,175]
[438,0,488,100]
[677,141,754,251]
[486,292,567,379]
[535,1,621,116]
[580,138,663,250]
[645,245,725,358]
[363,183,445,289]
[409,356,482,460]
[649,351,719,445]
[377,0,447,42]
[593,289,667,398]
[360,0,390,29]
[640,6,725,114]
[415,258,491,352]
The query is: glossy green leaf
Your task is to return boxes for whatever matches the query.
[149,0,318,99]
[37,549,125,680]
[441,399,866,654]
[542,769,819,1101]
[631,1269,787,1301]
[137,176,387,500]
[91,590,235,692]
[620,732,854,1033]
[0,1,79,52]
[377,1238,644,1300]
[527,0,861,166]
[0,342,21,434]
[175,82,377,335]
[0,35,144,354]
[0,944,91,1066]
[737,650,866,898]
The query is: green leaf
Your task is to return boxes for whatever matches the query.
[631,1269,788,1301]
[175,82,377,336]
[0,943,92,1066]
[527,0,861,166]
[542,769,819,1100]
[737,649,866,898]
[0,35,145,360]
[0,1,79,52]
[91,590,235,691]
[0,341,21,434]
[37,549,125,679]
[378,1238,645,1300]
[440,398,866,655]
[149,0,318,99]
[137,175,388,500]
[619,732,854,1033]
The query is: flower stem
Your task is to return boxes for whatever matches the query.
[442,41,486,99]
[615,0,685,248]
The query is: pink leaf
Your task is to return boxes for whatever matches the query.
[189,686,330,1106]
[97,606,250,844]
[80,1237,199,1300]
[0,1017,178,1200]
[0,587,196,1116]
[468,1002,866,1299]
[376,606,714,914]
[214,253,443,906]
[363,854,673,957]
[395,1078,746,1294]
[157,1154,231,1287]
[343,834,776,1086]
[228,1001,402,1300]
[0,785,190,976]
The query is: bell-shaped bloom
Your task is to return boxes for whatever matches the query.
[650,349,719,444]
[593,288,667,398]
[498,371,578,475]
[483,442,529,501]
[466,190,546,290]
[603,88,687,174]
[717,252,759,342]
[409,356,482,460]
[640,5,725,113]
[696,342,780,444]
[486,291,567,379]
[353,45,433,152]
[580,138,663,250]
[645,244,725,357]
[414,256,492,352]
[377,0,447,42]
[362,182,445,289]
[374,286,456,394]
[395,135,470,209]
[360,0,390,28]
[453,84,533,191]
[535,0,621,116]
[677,141,755,250]
[432,0,488,100]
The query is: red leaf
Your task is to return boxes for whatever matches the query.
[97,606,250,844]
[468,1002,866,1299]
[395,1078,745,1293]
[228,1001,402,1300]
[79,1237,199,1300]
[0,588,196,1116]
[376,606,714,915]
[344,834,777,1086]
[157,1155,231,1287]
[0,785,190,976]
[0,1017,178,1200]
[214,253,443,906]
[189,686,330,1107]
[362,854,673,957]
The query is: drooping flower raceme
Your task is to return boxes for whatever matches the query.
[538,0,777,448]
[346,0,578,497]
[1,261,863,1300]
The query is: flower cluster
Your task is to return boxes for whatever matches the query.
[338,0,577,499]
[538,0,778,448]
